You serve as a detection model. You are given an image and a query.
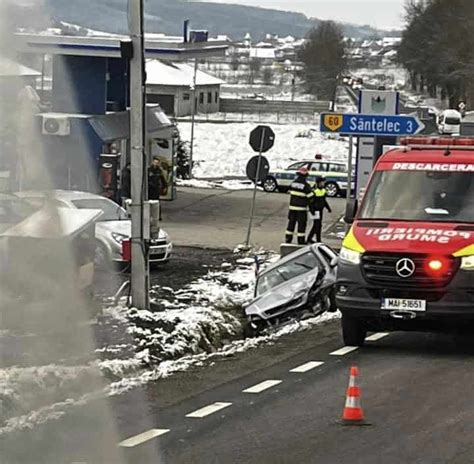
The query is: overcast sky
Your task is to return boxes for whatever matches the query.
[203,0,406,29]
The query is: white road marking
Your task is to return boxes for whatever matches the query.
[290,361,325,373]
[186,402,232,418]
[243,380,282,394]
[366,332,390,342]
[330,346,359,356]
[118,429,170,448]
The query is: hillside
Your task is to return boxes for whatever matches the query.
[41,0,392,40]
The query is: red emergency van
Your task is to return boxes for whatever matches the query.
[337,136,474,346]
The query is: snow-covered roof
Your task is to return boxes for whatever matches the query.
[0,57,41,78]
[146,60,225,87]
[256,41,273,48]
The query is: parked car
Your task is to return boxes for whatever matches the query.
[15,190,172,267]
[245,244,338,334]
[263,160,352,197]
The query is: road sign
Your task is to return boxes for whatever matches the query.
[320,113,425,137]
[249,125,275,153]
[246,155,270,182]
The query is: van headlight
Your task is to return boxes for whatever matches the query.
[461,255,474,271]
[340,247,361,265]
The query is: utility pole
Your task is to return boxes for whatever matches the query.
[128,0,150,310]
[189,58,198,179]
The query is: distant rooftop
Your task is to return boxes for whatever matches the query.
[146,60,224,87]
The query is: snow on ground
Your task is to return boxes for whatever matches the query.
[0,249,339,435]
[178,121,350,179]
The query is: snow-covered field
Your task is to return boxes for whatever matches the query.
[178,121,350,179]
[0,251,339,435]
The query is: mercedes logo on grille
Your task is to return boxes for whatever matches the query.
[396,258,416,278]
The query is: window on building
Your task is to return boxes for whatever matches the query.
[199,92,204,104]
[183,93,190,101]
[215,92,219,103]
[208,92,212,103]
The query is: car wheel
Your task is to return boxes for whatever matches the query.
[263,177,278,193]
[94,242,111,270]
[341,314,367,347]
[325,182,339,198]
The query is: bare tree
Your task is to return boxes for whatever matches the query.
[298,21,347,99]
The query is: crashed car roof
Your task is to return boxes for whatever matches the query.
[258,244,321,277]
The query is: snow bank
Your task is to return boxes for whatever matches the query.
[0,250,338,435]
[178,122,349,179]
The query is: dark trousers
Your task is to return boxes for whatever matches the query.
[308,219,323,242]
[286,210,307,245]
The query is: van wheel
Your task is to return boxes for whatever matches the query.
[341,314,367,346]
[325,182,339,198]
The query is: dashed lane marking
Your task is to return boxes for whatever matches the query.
[243,380,283,394]
[186,402,232,418]
[366,332,390,342]
[330,346,359,356]
[290,361,325,373]
[118,429,170,448]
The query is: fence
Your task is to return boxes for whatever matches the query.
[220,98,330,114]
[176,111,322,124]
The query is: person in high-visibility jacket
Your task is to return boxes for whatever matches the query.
[285,167,314,245]
[307,176,332,243]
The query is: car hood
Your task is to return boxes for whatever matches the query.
[96,220,169,240]
[347,220,474,257]
[96,220,132,236]
[246,268,319,315]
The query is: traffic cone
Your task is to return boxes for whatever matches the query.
[342,366,369,425]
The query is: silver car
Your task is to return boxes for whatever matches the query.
[15,190,172,266]
[245,244,338,333]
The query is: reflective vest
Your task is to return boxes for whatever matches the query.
[312,187,330,213]
[289,176,314,211]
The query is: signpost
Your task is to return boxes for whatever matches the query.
[320,113,425,137]
[321,111,425,232]
[245,125,275,247]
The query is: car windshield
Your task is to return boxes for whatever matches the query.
[256,251,319,296]
[359,170,474,223]
[287,162,307,170]
[71,199,127,221]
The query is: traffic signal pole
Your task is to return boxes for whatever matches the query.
[128,0,150,310]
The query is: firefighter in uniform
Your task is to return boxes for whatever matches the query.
[286,167,314,245]
[307,176,332,243]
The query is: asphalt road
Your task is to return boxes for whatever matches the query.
[5,323,474,464]
[161,187,345,251]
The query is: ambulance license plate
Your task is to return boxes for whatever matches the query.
[382,298,426,311]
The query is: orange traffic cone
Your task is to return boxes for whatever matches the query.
[342,366,369,425]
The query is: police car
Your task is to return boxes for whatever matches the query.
[262,159,350,197]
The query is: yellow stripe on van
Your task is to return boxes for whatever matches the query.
[342,227,365,253]
[453,244,474,258]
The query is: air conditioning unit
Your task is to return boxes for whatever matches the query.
[42,115,71,136]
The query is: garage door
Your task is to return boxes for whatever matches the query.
[148,94,175,115]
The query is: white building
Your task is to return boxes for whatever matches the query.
[146,60,225,117]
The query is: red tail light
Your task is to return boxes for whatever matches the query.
[122,239,131,262]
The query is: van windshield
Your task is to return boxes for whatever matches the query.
[359,170,474,223]
[445,117,460,125]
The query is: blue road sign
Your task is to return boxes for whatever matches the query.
[320,113,425,137]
